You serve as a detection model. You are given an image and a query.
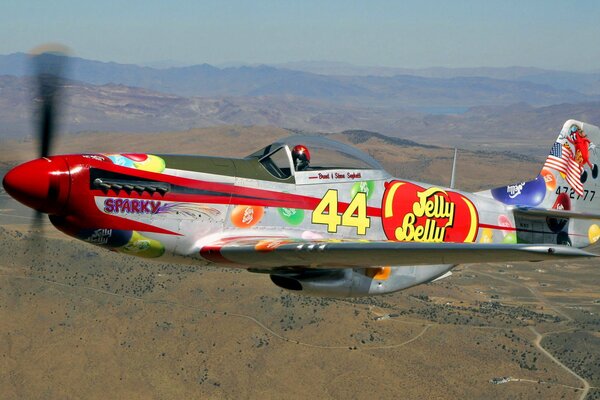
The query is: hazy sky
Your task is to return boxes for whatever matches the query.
[2,0,600,70]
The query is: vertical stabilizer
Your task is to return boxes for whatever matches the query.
[540,120,600,211]
[485,120,600,248]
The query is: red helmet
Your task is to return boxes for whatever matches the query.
[292,144,310,170]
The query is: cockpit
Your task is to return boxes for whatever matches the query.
[246,135,385,180]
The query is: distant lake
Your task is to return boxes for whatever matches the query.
[414,106,470,115]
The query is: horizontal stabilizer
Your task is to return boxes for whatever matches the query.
[516,207,600,220]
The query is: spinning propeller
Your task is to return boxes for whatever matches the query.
[2,44,70,236]
[34,44,68,159]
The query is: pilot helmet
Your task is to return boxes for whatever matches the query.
[292,144,310,170]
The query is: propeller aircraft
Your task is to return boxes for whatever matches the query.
[3,49,599,297]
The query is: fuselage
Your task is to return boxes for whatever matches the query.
[5,151,518,267]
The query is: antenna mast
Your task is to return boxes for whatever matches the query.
[450,148,458,189]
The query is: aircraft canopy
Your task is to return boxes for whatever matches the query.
[247,135,384,177]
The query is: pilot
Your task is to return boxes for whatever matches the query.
[292,144,310,171]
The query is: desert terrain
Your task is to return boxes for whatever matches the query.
[0,126,598,399]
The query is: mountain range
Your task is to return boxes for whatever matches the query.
[275,61,600,95]
[1,53,600,156]
[1,74,598,157]
[1,53,599,107]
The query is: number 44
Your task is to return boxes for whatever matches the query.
[312,189,371,235]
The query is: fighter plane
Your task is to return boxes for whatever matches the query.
[3,50,599,297]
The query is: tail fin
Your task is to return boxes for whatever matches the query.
[490,120,600,247]
[539,120,600,214]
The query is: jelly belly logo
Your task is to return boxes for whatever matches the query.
[382,181,478,242]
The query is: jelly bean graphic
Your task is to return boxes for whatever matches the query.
[122,153,148,162]
[547,193,570,233]
[277,207,304,225]
[479,228,493,243]
[133,154,166,173]
[118,231,165,258]
[107,154,136,168]
[301,230,324,240]
[589,224,600,244]
[540,168,557,191]
[231,205,264,228]
[502,232,517,244]
[351,180,375,200]
[255,239,293,252]
[497,215,513,237]
[491,175,546,206]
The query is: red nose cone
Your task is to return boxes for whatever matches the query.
[2,157,70,214]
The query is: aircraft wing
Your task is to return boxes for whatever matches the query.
[200,237,595,268]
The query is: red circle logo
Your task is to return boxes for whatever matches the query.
[381,181,479,243]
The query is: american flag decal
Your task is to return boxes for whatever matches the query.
[544,141,584,195]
